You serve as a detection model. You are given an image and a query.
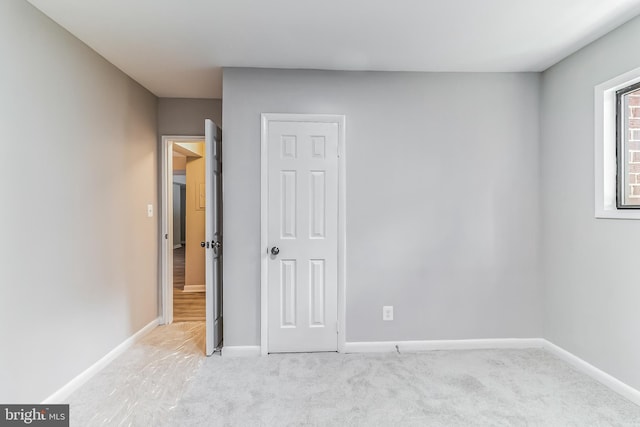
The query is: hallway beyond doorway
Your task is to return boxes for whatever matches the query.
[173,246,185,290]
[173,246,205,321]
[173,290,205,322]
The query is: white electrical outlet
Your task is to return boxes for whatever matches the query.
[147,204,154,218]
[383,306,394,321]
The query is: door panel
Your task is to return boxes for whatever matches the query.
[205,119,222,355]
[267,120,338,353]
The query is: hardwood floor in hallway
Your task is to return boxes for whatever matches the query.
[173,291,205,322]
[173,246,205,322]
[173,246,185,289]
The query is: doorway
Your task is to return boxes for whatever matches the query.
[260,114,346,354]
[161,120,222,356]
[172,142,206,322]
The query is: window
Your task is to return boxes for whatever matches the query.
[616,82,640,208]
[594,66,640,219]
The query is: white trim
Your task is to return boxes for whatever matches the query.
[543,340,640,406]
[594,67,640,219]
[337,116,347,354]
[260,113,347,355]
[42,318,160,404]
[221,345,261,357]
[260,117,268,355]
[344,338,545,353]
[160,135,205,325]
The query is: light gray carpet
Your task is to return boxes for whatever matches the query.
[169,349,640,427]
[68,322,206,426]
[68,323,640,426]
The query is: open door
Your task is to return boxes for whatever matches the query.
[205,119,223,355]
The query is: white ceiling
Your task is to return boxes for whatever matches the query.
[27,0,640,99]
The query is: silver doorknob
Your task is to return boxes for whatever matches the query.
[271,247,280,256]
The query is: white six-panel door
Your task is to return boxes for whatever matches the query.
[266,119,339,353]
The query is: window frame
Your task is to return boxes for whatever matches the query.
[594,66,640,219]
[616,81,640,209]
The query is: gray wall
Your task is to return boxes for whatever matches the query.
[158,98,222,135]
[541,15,640,390]
[0,0,158,402]
[223,68,542,346]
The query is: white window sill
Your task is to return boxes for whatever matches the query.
[595,207,640,220]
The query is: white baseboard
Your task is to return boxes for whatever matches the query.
[344,338,545,354]
[183,284,205,292]
[542,340,640,406]
[42,317,160,404]
[221,345,261,357]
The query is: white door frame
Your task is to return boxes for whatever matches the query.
[160,135,204,324]
[260,113,347,355]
